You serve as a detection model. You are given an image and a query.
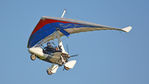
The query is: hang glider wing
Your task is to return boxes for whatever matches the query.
[27,16,132,48]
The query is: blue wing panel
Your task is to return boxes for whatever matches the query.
[28,22,99,48]
[28,24,56,48]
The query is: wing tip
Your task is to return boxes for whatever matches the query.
[122,26,132,32]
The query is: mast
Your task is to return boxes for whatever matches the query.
[56,9,67,43]
[61,9,66,18]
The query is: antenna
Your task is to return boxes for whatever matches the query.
[61,9,66,18]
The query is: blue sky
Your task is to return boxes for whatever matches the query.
[0,0,149,84]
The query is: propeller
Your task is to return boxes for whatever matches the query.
[70,54,79,57]
[66,44,79,58]
[66,44,69,54]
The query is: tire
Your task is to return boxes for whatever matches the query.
[64,66,70,70]
[47,69,53,75]
[30,54,36,61]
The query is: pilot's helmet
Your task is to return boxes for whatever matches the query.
[47,42,52,47]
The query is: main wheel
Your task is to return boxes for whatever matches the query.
[47,69,53,75]
[30,54,36,61]
[64,66,70,70]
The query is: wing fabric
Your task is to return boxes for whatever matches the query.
[27,16,131,48]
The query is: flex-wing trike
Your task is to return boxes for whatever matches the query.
[27,10,132,75]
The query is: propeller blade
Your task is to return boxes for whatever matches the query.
[66,44,70,54]
[70,54,79,57]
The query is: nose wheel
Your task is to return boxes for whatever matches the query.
[30,54,36,61]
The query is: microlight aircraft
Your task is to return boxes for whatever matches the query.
[27,10,132,75]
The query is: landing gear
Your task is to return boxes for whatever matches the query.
[30,54,36,61]
[47,69,53,75]
[47,65,59,75]
[64,60,76,70]
[64,66,70,70]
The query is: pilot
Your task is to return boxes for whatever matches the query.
[44,42,62,54]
